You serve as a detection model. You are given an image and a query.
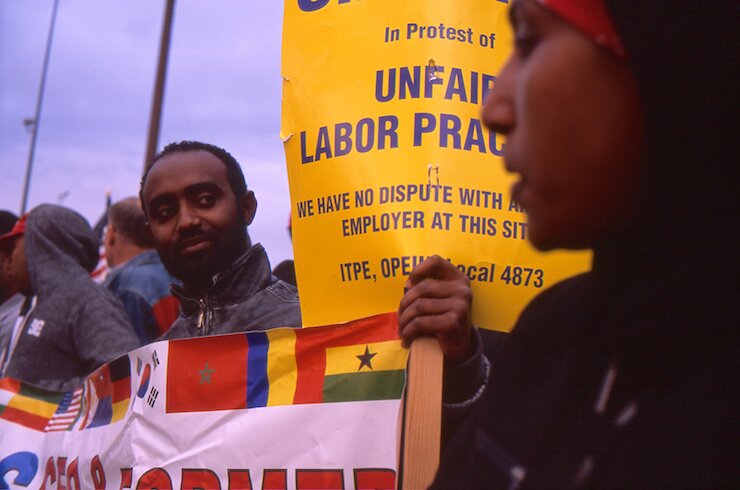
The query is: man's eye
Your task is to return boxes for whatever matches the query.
[153,205,175,222]
[195,194,216,208]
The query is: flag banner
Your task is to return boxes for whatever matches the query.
[282,0,590,330]
[0,313,405,489]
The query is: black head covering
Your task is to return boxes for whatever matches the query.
[590,1,738,341]
[599,1,737,266]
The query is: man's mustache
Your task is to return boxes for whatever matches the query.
[175,229,216,253]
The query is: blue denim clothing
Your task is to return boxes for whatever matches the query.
[162,243,301,339]
[104,250,180,344]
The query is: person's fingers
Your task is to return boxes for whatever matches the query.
[398,273,472,340]
[399,274,471,313]
[407,255,465,286]
[397,255,473,361]
[401,311,471,362]
[398,295,469,333]
[399,279,471,320]
[399,293,470,344]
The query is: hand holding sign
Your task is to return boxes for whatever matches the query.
[398,255,473,363]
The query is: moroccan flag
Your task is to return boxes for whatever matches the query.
[0,377,64,431]
[166,334,249,413]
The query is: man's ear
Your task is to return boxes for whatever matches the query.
[104,223,116,248]
[239,191,257,226]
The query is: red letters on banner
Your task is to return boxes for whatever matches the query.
[1,452,396,490]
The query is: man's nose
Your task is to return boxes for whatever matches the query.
[482,59,515,136]
[176,204,201,233]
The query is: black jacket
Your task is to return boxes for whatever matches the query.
[163,243,301,339]
[433,1,739,488]
[435,265,737,489]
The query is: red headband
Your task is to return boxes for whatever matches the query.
[538,0,625,58]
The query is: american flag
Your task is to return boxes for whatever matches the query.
[44,387,83,432]
[90,246,109,284]
[90,190,112,284]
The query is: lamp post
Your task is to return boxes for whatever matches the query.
[20,0,61,214]
[143,0,176,174]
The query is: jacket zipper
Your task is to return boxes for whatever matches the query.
[197,298,209,335]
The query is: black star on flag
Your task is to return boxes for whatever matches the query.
[356,345,377,371]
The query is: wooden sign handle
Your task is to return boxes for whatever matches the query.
[399,337,444,489]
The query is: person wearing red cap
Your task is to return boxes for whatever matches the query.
[0,204,139,392]
[399,0,737,487]
[0,211,24,363]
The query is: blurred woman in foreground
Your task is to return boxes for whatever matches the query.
[399,0,738,487]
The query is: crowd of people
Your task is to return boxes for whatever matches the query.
[0,141,302,393]
[1,0,736,487]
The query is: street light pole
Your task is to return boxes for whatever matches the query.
[20,0,61,214]
[143,0,176,174]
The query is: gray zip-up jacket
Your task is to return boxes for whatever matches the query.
[1,205,139,391]
[163,243,301,339]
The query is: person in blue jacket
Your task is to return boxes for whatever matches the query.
[104,197,180,343]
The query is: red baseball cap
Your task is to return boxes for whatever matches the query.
[0,213,28,252]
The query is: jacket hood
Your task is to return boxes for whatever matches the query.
[24,204,100,297]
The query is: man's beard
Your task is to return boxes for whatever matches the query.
[163,228,248,292]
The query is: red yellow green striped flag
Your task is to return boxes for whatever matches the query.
[0,377,65,431]
[166,312,408,413]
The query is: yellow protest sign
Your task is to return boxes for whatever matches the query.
[281,0,590,330]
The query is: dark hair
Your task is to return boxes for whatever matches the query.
[139,141,248,214]
[108,197,154,248]
[0,210,18,235]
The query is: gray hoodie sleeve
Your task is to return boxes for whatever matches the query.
[72,289,140,370]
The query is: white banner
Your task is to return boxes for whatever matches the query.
[0,314,404,489]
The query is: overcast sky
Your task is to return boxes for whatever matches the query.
[0,1,294,264]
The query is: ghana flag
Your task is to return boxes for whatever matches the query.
[293,312,407,404]
[166,312,407,413]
